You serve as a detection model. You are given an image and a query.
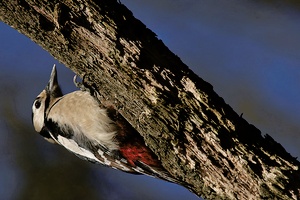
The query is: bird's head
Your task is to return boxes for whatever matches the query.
[32,65,63,142]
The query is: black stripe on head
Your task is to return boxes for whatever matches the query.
[40,126,52,139]
[44,95,50,121]
[51,86,63,99]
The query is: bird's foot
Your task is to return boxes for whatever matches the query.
[73,75,91,93]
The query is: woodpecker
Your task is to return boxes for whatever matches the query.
[32,65,181,184]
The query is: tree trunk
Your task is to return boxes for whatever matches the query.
[1,0,299,199]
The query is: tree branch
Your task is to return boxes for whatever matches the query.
[1,0,299,199]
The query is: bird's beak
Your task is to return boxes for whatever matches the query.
[45,64,63,98]
[46,64,58,93]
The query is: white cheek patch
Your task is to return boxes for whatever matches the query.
[32,101,45,133]
[32,90,48,133]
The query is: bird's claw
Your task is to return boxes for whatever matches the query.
[73,73,103,105]
[73,75,90,93]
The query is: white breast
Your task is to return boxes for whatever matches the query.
[48,91,118,150]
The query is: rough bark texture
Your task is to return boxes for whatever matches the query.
[1,0,300,199]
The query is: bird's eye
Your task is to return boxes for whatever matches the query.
[35,100,41,109]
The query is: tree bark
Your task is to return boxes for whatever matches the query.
[1,0,299,199]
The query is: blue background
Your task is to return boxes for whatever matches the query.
[0,1,300,199]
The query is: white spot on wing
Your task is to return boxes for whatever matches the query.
[114,160,131,171]
[57,135,99,163]
[97,149,111,165]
